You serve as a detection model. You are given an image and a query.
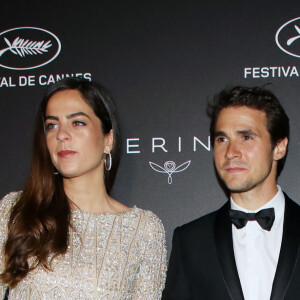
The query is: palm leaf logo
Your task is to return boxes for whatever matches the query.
[0,36,52,57]
[287,25,300,46]
[149,160,191,184]
[149,162,167,174]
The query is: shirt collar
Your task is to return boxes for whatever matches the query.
[230,185,285,227]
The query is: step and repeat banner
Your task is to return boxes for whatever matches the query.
[1,0,300,254]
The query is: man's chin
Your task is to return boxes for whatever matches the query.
[229,188,251,193]
[223,182,253,194]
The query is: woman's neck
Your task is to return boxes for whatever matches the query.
[62,173,129,214]
[63,174,112,213]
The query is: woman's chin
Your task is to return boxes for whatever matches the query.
[57,169,79,179]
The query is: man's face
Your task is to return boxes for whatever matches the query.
[213,106,277,193]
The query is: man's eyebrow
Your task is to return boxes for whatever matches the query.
[214,130,227,137]
[45,112,91,121]
[237,129,258,136]
[214,129,258,138]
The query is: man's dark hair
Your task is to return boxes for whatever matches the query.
[209,86,289,175]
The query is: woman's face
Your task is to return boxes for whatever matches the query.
[45,89,113,179]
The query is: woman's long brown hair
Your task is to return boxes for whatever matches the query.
[0,78,121,288]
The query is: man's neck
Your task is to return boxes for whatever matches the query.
[231,184,279,211]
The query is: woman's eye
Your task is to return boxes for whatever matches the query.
[72,120,86,127]
[45,123,57,131]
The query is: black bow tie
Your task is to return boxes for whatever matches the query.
[229,208,275,231]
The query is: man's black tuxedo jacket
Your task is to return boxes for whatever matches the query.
[162,194,300,300]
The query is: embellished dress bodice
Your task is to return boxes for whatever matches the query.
[0,192,167,300]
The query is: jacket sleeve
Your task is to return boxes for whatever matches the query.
[162,227,192,300]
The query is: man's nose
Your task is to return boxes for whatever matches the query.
[225,141,241,160]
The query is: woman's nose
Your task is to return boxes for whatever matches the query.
[56,126,71,142]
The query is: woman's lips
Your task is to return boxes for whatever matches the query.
[58,150,77,158]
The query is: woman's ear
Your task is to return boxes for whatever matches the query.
[104,129,114,153]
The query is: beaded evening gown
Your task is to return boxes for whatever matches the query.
[0,192,167,299]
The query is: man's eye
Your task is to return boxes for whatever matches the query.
[72,121,86,127]
[216,137,227,143]
[243,135,252,141]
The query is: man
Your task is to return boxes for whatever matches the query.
[162,86,300,300]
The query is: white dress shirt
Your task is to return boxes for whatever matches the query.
[231,186,285,300]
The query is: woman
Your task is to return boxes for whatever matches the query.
[0,78,167,299]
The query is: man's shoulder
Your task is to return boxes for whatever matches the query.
[284,192,300,207]
[176,201,228,236]
[284,192,300,217]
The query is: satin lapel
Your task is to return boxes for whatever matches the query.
[214,202,244,300]
[271,195,300,300]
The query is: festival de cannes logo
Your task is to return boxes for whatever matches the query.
[0,27,61,70]
[276,17,300,58]
[149,160,191,184]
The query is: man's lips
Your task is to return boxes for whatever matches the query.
[226,167,247,173]
[57,150,77,158]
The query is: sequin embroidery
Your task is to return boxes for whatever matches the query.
[0,192,167,300]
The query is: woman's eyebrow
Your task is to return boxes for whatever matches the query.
[66,112,91,119]
[45,112,91,121]
[45,115,58,121]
